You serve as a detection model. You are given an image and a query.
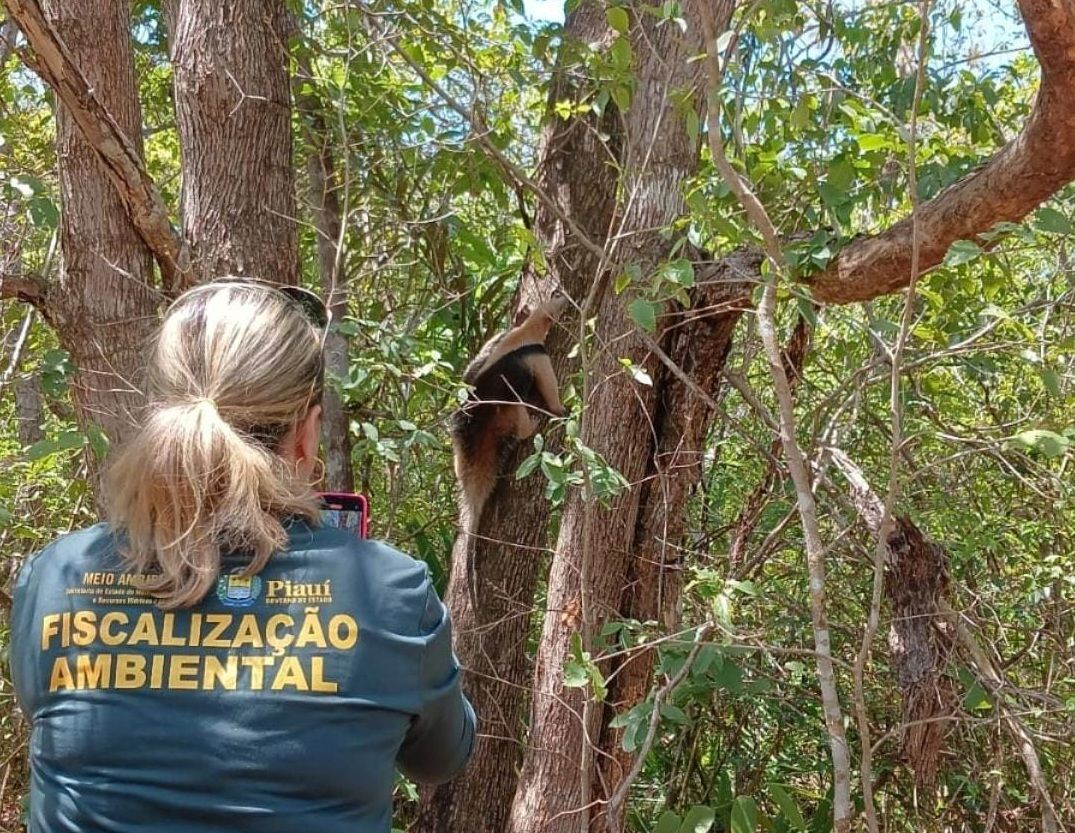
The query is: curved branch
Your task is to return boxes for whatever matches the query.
[1,0,190,291]
[809,0,1075,304]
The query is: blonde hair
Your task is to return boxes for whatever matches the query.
[105,281,325,609]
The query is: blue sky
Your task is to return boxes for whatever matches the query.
[522,0,564,23]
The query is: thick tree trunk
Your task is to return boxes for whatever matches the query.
[167,0,296,284]
[596,252,756,831]
[39,0,156,448]
[509,4,713,830]
[413,6,623,833]
[4,0,187,292]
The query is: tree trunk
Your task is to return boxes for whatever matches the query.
[413,5,623,832]
[295,54,354,491]
[596,251,756,831]
[15,372,44,446]
[40,0,156,449]
[509,4,714,830]
[167,0,296,284]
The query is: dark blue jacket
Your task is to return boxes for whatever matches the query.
[11,521,475,833]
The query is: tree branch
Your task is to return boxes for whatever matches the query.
[1,0,189,292]
[0,270,45,306]
[809,0,1075,304]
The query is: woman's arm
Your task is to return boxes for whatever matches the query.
[396,584,477,784]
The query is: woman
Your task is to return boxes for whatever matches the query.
[11,280,475,833]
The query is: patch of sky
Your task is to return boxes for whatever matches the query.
[522,0,565,24]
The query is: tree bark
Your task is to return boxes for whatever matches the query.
[167,0,297,284]
[509,3,714,830]
[413,6,623,833]
[15,372,45,446]
[596,253,757,832]
[35,0,157,448]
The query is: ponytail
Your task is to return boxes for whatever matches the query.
[104,283,324,609]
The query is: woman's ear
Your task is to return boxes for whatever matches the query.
[298,405,323,466]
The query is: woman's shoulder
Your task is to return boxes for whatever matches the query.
[285,524,438,636]
[16,523,121,583]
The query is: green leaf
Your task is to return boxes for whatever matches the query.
[611,83,632,111]
[1035,207,1073,235]
[711,659,742,692]
[628,298,658,332]
[606,6,630,34]
[692,643,720,677]
[654,812,682,833]
[795,297,817,328]
[1007,429,1069,458]
[27,431,85,461]
[827,159,854,190]
[855,133,888,151]
[86,424,109,461]
[661,258,695,288]
[516,453,541,479]
[818,181,847,208]
[944,239,982,266]
[563,659,589,688]
[615,261,642,295]
[678,805,715,833]
[29,196,59,229]
[963,681,993,711]
[729,797,758,833]
[790,97,810,130]
[660,703,688,724]
[1041,367,1061,398]
[769,784,807,830]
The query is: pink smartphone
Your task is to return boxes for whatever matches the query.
[317,492,370,539]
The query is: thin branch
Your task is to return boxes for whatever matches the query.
[700,7,853,831]
[852,5,932,829]
[1,306,34,389]
[1,0,189,291]
[605,624,715,832]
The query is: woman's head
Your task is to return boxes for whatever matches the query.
[105,280,328,608]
